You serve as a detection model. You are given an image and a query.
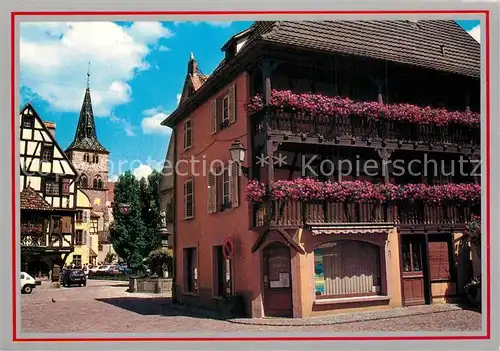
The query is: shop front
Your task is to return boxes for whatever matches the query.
[257,225,403,318]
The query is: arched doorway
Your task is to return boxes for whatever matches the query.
[262,241,293,317]
[314,240,381,298]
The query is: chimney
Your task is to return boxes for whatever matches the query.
[43,121,56,138]
[187,52,197,75]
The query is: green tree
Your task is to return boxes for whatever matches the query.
[109,171,147,270]
[139,169,163,254]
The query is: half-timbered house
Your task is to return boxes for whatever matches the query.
[20,104,79,280]
[164,20,481,318]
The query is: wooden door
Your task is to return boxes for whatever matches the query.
[262,242,293,317]
[401,235,426,306]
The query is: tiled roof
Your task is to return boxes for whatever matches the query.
[20,186,53,211]
[66,88,109,153]
[164,20,480,127]
[246,20,480,77]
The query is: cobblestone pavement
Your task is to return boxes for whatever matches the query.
[22,280,482,334]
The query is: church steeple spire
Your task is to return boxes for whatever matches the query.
[65,68,108,154]
[87,61,91,89]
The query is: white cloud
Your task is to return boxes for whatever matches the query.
[205,22,233,28]
[176,93,182,104]
[132,164,154,180]
[20,21,173,116]
[109,111,135,137]
[109,174,119,182]
[141,106,172,135]
[158,45,170,52]
[467,25,480,43]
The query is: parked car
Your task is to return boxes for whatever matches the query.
[20,272,40,294]
[60,269,87,287]
[117,264,132,274]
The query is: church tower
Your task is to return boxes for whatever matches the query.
[65,68,110,232]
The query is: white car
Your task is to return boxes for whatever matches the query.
[20,272,38,294]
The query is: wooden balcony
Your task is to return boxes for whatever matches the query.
[21,234,48,247]
[21,233,74,251]
[254,108,480,147]
[254,200,475,228]
[20,222,46,235]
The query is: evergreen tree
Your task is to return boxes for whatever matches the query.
[109,171,147,270]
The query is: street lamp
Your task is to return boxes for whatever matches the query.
[229,139,248,176]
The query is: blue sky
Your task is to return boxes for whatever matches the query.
[19,20,480,181]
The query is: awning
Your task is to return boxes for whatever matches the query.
[308,223,395,236]
[89,248,98,257]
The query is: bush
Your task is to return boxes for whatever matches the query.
[145,248,173,276]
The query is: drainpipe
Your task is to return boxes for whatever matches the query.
[172,129,178,304]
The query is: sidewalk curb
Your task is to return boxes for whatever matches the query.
[168,303,471,327]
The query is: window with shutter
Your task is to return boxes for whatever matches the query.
[75,230,83,245]
[210,100,217,135]
[208,171,217,214]
[229,84,236,124]
[230,162,239,208]
[184,120,192,150]
[428,240,451,281]
[184,179,194,219]
[222,168,231,210]
[221,95,230,130]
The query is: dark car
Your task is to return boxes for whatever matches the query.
[117,265,132,275]
[60,269,87,287]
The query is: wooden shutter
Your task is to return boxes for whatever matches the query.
[62,179,70,195]
[83,231,87,245]
[208,171,217,214]
[61,216,72,233]
[184,180,194,219]
[428,241,451,281]
[210,100,217,135]
[229,84,237,124]
[230,162,239,208]
[216,99,223,131]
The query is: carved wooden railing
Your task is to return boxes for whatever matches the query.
[254,108,479,146]
[21,234,48,247]
[21,233,74,249]
[254,200,475,227]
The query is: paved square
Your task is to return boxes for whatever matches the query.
[21,280,482,333]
